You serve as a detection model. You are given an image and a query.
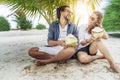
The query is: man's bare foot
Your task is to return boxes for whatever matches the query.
[110,64,120,73]
[58,60,67,64]
[35,59,46,66]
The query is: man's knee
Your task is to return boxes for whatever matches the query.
[66,48,76,54]
[60,48,75,59]
[28,48,33,56]
[28,47,39,56]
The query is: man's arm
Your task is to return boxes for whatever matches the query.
[73,24,79,39]
[48,40,65,46]
[47,22,65,46]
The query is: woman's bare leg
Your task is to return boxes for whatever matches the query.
[77,51,103,64]
[77,41,104,64]
[96,41,120,73]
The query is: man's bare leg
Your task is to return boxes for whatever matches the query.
[28,47,53,60]
[35,47,75,65]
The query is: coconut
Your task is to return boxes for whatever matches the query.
[65,34,77,46]
[92,27,104,38]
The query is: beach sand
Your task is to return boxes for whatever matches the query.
[0,30,120,80]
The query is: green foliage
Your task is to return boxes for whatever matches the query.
[0,0,102,26]
[103,0,120,31]
[13,10,32,30]
[0,16,10,31]
[36,24,46,30]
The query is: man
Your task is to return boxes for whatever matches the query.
[28,5,78,65]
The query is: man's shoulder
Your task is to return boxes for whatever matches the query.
[51,21,59,25]
[68,22,76,27]
[49,21,59,28]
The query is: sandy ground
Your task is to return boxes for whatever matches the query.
[0,30,120,80]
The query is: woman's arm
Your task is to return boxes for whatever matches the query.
[80,36,95,46]
[80,39,89,46]
[102,30,109,39]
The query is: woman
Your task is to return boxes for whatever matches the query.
[76,11,120,73]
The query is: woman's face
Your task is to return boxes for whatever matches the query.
[89,13,97,25]
[89,13,102,26]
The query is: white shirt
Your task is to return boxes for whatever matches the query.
[78,24,91,49]
[39,24,68,55]
[58,24,68,40]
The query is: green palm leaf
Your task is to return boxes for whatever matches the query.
[0,0,102,26]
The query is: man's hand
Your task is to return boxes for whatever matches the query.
[57,40,66,46]
[57,40,78,49]
[65,41,78,49]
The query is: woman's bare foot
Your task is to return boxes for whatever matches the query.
[110,64,120,73]
[97,55,105,59]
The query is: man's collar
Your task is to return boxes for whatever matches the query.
[56,21,71,26]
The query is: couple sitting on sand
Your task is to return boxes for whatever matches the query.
[28,5,120,73]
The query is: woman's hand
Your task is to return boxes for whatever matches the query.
[87,36,97,42]
[91,35,102,41]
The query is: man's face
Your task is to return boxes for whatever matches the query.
[61,7,72,21]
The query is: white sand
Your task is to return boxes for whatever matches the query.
[0,30,120,80]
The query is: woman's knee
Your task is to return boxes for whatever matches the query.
[91,42,98,47]
[93,40,103,45]
[78,54,89,64]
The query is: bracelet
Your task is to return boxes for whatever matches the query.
[86,39,89,43]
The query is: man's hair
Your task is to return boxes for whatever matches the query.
[56,5,70,20]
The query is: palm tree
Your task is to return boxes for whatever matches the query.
[0,0,102,26]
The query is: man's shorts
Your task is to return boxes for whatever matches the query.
[39,46,64,56]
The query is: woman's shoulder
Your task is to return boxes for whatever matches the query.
[78,23,88,27]
[78,23,88,30]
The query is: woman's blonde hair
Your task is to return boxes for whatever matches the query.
[87,11,103,34]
